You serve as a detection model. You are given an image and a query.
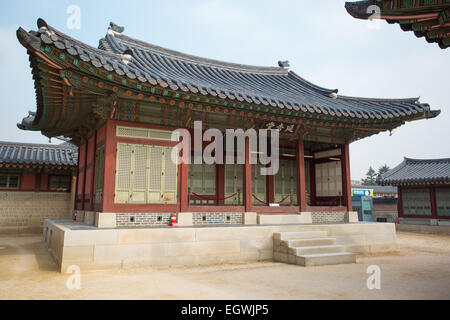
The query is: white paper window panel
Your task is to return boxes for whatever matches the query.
[116,144,131,190]
[116,126,178,141]
[115,143,178,204]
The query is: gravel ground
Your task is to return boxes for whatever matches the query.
[0,231,449,300]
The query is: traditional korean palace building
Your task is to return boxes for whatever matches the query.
[345,0,450,49]
[0,141,77,233]
[16,18,440,229]
[379,158,450,226]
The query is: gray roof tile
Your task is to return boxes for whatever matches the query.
[15,18,440,127]
[378,158,450,185]
[0,141,77,167]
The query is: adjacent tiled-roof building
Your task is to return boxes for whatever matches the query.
[0,141,78,233]
[378,157,450,226]
[0,141,78,168]
[378,158,450,186]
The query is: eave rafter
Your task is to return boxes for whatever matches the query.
[345,1,450,49]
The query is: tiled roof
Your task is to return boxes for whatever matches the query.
[16,18,439,127]
[0,141,78,168]
[378,158,450,186]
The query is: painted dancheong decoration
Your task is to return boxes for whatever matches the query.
[345,0,450,49]
[15,18,440,226]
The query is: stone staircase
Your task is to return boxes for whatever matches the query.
[273,231,356,267]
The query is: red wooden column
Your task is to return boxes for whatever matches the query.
[341,143,352,211]
[243,137,253,212]
[296,139,307,212]
[89,132,97,210]
[102,121,116,213]
[397,186,403,218]
[179,158,189,213]
[81,141,88,210]
[430,186,438,218]
[216,164,225,205]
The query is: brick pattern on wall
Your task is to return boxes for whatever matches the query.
[311,212,345,224]
[0,192,71,233]
[192,212,243,225]
[116,213,173,227]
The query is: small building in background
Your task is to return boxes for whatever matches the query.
[351,185,398,222]
[0,141,78,233]
[378,158,450,226]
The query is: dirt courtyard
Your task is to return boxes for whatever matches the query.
[0,231,449,300]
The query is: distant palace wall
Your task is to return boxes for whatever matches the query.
[0,191,71,234]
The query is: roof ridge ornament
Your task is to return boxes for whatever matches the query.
[278,60,290,68]
[109,22,125,34]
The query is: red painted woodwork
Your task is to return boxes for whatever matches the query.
[20,172,35,191]
[40,174,49,191]
[397,186,403,218]
[243,137,253,212]
[216,163,225,205]
[430,187,438,218]
[341,144,352,211]
[101,121,116,212]
[76,143,86,210]
[309,158,316,203]
[101,120,182,213]
[266,173,274,205]
[84,135,96,211]
[95,120,359,215]
[179,156,189,213]
[296,139,307,212]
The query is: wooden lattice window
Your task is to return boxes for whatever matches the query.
[436,188,450,217]
[49,175,71,191]
[252,163,266,205]
[114,143,178,204]
[225,163,243,205]
[402,188,431,216]
[274,159,298,205]
[189,163,216,204]
[0,174,20,189]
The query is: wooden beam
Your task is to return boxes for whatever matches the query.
[296,139,307,212]
[341,143,352,211]
[244,137,253,212]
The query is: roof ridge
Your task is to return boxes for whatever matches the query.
[110,31,289,75]
[0,141,76,149]
[404,157,450,163]
[337,94,420,104]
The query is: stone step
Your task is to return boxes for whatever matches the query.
[288,244,345,255]
[273,231,328,241]
[296,252,356,267]
[280,237,336,248]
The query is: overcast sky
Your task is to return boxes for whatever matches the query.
[0,0,448,180]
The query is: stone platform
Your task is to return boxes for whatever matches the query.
[43,219,396,272]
